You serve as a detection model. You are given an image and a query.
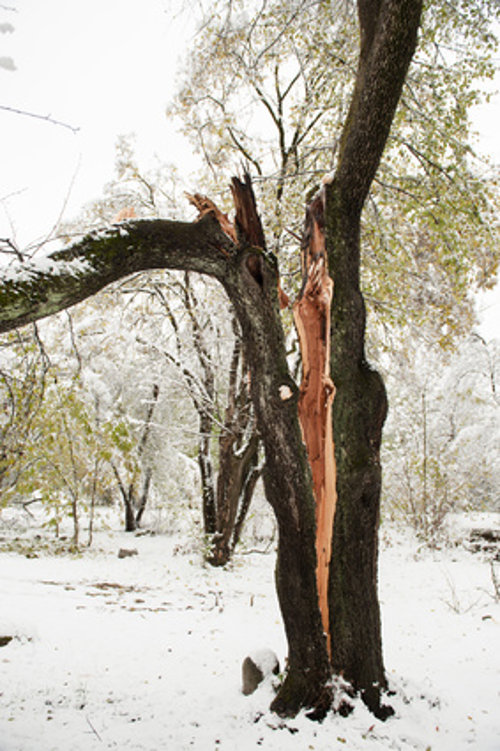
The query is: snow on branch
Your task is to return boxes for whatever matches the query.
[0,215,236,335]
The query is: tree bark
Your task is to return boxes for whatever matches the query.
[210,431,259,566]
[0,216,234,335]
[326,193,389,713]
[210,321,259,566]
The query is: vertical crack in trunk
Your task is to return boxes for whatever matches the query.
[293,189,337,655]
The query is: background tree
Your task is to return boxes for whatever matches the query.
[1,315,112,547]
[0,326,49,506]
[61,137,262,561]
[382,334,500,539]
[153,271,261,565]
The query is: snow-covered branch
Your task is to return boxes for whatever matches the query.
[0,215,236,334]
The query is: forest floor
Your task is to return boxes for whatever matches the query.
[0,508,499,751]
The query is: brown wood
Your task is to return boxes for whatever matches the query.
[293,189,336,654]
[186,192,237,243]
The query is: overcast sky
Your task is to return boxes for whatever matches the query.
[1,0,499,333]
[0,0,196,247]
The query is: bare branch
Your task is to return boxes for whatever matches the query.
[0,105,80,133]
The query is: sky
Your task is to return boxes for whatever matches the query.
[0,0,499,333]
[0,0,197,247]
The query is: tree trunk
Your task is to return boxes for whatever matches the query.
[135,467,152,526]
[231,462,261,553]
[197,410,217,538]
[222,175,332,717]
[326,186,388,715]
[209,322,260,566]
[324,0,423,716]
[111,463,138,532]
[210,432,259,566]
[124,486,138,532]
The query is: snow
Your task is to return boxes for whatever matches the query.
[0,516,499,751]
[248,648,279,676]
[2,255,90,284]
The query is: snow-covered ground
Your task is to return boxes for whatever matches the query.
[0,513,499,751]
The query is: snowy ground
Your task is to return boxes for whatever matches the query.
[0,511,499,751]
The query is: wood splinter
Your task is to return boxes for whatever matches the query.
[293,188,337,657]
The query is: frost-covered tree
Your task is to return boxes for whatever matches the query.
[0,326,49,505]
[61,138,261,560]
[382,334,500,540]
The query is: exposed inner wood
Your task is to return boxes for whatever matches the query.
[186,192,237,242]
[293,190,337,656]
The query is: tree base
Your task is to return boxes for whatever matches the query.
[270,669,333,720]
[269,669,395,722]
[361,685,395,721]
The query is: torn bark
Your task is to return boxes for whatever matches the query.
[294,189,336,654]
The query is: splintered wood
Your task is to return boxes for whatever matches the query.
[293,190,336,656]
[185,192,237,242]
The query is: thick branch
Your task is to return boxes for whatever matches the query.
[335,0,423,215]
[0,216,235,334]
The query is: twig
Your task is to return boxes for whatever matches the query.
[0,105,80,133]
[0,236,24,261]
[21,499,41,517]
[86,716,102,742]
[490,561,500,602]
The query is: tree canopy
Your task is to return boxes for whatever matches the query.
[171,0,500,345]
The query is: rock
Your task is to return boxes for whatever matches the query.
[118,548,138,559]
[242,649,279,696]
[468,528,500,558]
[0,636,13,647]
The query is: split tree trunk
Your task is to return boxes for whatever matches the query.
[293,190,336,654]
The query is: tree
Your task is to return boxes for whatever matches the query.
[382,334,500,538]
[157,271,261,564]
[0,326,49,505]
[1,322,112,548]
[0,0,441,718]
